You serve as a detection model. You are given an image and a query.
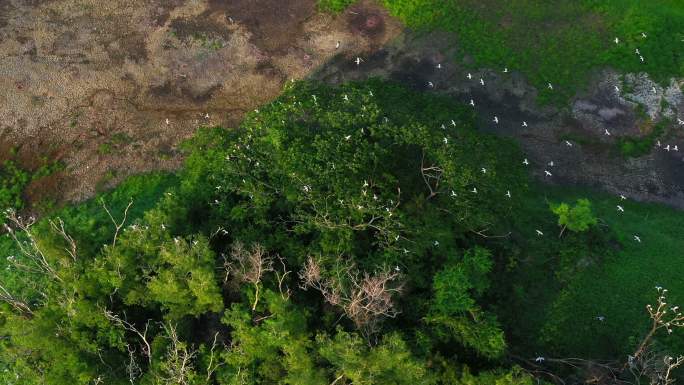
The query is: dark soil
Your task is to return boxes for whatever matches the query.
[208,0,316,54]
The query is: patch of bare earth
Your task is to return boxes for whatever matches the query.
[0,0,402,206]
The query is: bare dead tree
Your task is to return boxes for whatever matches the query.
[100,198,133,247]
[155,323,197,385]
[224,242,274,311]
[103,309,152,365]
[299,256,404,336]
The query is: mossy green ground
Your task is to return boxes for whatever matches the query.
[322,0,684,104]
[504,184,684,359]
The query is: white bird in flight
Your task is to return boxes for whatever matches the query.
[620,194,627,200]
[355,57,363,66]
[642,32,647,38]
[503,67,509,73]
[428,81,434,88]
[604,129,611,136]
[481,167,487,174]
[523,158,529,165]
[343,94,349,102]
[596,315,606,322]
[344,135,351,141]
[436,63,442,69]
[480,78,485,86]
[675,145,680,152]
[536,230,544,236]
[547,83,553,90]
[493,116,499,124]
[565,140,573,147]
[535,356,545,363]
[471,187,478,194]
[467,73,472,80]
[469,99,475,107]
[506,190,511,198]
[640,56,645,62]
[165,118,170,125]
[544,170,552,177]
[443,137,448,144]
[634,235,641,243]
[522,121,528,127]
[451,190,458,197]
[617,205,624,212]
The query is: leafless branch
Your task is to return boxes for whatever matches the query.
[101,198,133,247]
[48,218,77,261]
[0,282,33,316]
[205,332,223,382]
[420,151,443,199]
[3,209,61,282]
[275,255,292,300]
[103,309,152,365]
[125,344,142,385]
[155,323,197,385]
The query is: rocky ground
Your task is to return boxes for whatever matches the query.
[1,0,684,208]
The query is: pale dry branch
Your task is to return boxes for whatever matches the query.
[3,209,61,282]
[48,218,77,261]
[101,198,133,247]
[103,309,152,364]
[299,256,403,337]
[155,323,197,385]
[0,282,33,316]
[205,332,224,382]
[225,242,274,311]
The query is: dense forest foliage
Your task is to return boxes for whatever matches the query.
[2,80,684,384]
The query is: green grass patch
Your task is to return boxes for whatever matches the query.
[370,0,684,105]
[498,183,684,360]
[318,0,356,13]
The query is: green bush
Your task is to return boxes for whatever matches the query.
[318,0,356,12]
[0,161,29,215]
